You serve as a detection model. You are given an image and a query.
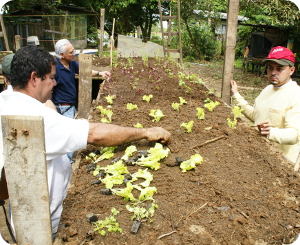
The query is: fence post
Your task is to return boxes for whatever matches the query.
[78,53,92,119]
[2,115,52,245]
[98,8,105,58]
[14,35,21,51]
[221,0,240,105]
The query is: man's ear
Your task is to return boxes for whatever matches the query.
[290,66,296,76]
[28,71,38,87]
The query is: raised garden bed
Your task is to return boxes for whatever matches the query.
[55,56,300,245]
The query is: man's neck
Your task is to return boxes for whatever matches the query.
[59,58,70,68]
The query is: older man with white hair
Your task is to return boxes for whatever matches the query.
[51,39,111,163]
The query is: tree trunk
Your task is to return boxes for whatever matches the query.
[183,18,201,59]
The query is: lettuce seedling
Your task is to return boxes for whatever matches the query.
[121,145,137,161]
[127,103,138,111]
[135,155,161,170]
[111,182,136,201]
[101,174,125,189]
[232,106,244,120]
[134,185,157,201]
[133,123,143,128]
[102,160,129,175]
[180,154,203,172]
[149,109,164,122]
[100,160,129,188]
[172,102,180,111]
[131,169,153,187]
[126,202,158,222]
[105,95,116,105]
[179,97,187,105]
[101,146,118,154]
[101,118,111,123]
[180,121,194,133]
[196,108,205,120]
[88,147,116,166]
[93,207,122,235]
[135,143,170,170]
[142,94,153,102]
[204,101,220,112]
[227,118,237,129]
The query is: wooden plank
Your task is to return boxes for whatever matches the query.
[158,0,166,55]
[163,32,179,36]
[177,0,183,63]
[14,35,21,51]
[2,115,52,244]
[98,8,105,57]
[221,0,240,105]
[78,53,92,118]
[0,14,9,51]
[161,16,178,20]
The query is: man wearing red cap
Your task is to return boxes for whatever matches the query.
[231,46,300,171]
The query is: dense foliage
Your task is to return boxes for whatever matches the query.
[3,0,300,60]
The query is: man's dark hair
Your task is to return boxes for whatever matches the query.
[10,46,57,89]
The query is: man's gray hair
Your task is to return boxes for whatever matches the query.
[55,39,71,59]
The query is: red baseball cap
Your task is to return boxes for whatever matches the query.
[265,46,295,66]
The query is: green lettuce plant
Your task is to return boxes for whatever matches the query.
[105,95,116,105]
[196,108,205,119]
[172,102,180,111]
[92,207,122,235]
[227,106,243,129]
[179,97,187,105]
[127,103,138,111]
[133,123,143,128]
[180,154,203,172]
[142,94,153,102]
[126,202,158,222]
[180,121,194,133]
[149,109,164,122]
[204,101,220,111]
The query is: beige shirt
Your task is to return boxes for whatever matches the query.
[232,80,300,164]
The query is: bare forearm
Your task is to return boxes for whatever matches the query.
[87,123,171,146]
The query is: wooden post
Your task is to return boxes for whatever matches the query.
[2,115,52,244]
[137,26,141,38]
[98,8,105,58]
[62,12,69,39]
[110,18,115,67]
[78,53,93,118]
[47,16,55,50]
[221,0,240,105]
[0,14,9,51]
[15,35,21,51]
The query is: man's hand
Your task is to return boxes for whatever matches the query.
[99,71,111,80]
[230,80,238,96]
[145,127,171,145]
[257,121,271,137]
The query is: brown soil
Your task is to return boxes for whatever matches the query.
[52,56,300,245]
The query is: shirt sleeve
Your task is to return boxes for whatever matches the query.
[44,109,89,161]
[268,102,300,145]
[231,92,255,122]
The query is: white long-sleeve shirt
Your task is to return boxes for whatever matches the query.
[1,91,89,234]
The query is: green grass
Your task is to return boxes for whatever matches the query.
[234,58,243,69]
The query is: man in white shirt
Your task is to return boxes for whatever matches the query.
[0,45,171,241]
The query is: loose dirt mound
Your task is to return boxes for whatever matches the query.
[55,57,300,245]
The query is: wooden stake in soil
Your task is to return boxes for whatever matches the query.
[110,18,115,68]
[2,115,52,244]
[191,136,225,149]
[78,53,92,119]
